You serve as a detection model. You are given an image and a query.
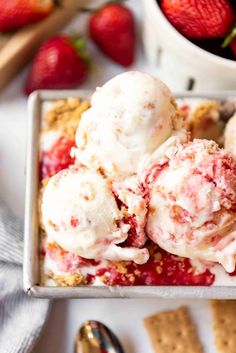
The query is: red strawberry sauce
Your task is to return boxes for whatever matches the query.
[43,242,215,286]
[40,135,75,180]
[95,243,215,286]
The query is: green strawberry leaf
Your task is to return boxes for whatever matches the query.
[70,34,91,69]
[222,25,236,48]
[79,7,93,13]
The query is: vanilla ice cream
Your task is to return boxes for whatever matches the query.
[144,139,236,272]
[42,165,149,264]
[74,71,178,179]
[225,113,236,155]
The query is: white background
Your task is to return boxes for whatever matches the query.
[0,1,217,352]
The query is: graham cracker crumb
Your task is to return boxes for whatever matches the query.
[49,271,86,287]
[210,300,236,353]
[156,265,163,274]
[154,252,162,262]
[134,269,141,276]
[126,273,135,283]
[144,306,204,353]
[43,98,90,139]
[179,100,224,143]
[115,262,128,274]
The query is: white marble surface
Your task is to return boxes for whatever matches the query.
[0,1,217,352]
[33,299,216,353]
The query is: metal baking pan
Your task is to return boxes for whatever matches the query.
[24,89,236,298]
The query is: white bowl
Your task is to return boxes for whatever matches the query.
[142,0,236,91]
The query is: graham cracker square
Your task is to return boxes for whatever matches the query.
[211,300,236,353]
[144,306,204,353]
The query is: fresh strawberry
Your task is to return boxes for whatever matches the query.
[24,34,89,95]
[0,0,57,32]
[161,0,235,39]
[89,3,135,67]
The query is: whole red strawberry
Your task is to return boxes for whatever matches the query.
[89,3,135,67]
[24,35,89,95]
[161,0,235,39]
[0,0,56,32]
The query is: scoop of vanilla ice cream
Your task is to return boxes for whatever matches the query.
[144,139,236,272]
[42,166,149,264]
[74,71,177,179]
[225,113,236,155]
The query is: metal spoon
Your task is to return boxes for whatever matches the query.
[75,320,125,353]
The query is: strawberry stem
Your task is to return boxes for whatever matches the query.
[70,34,91,69]
[74,37,86,51]
[79,7,93,13]
[222,25,236,48]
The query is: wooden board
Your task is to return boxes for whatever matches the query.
[0,0,87,90]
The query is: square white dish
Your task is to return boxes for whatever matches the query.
[24,89,236,298]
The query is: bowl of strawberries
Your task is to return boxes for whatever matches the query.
[142,0,236,91]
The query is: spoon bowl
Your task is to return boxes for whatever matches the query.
[75,320,125,353]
